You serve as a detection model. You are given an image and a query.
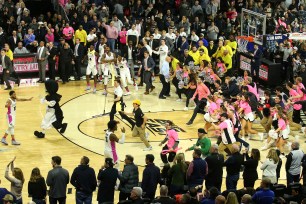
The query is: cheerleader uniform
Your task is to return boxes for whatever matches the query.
[241,101,255,122]
[204,102,219,123]
[278,118,290,140]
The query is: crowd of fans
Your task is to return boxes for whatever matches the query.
[2,0,306,204]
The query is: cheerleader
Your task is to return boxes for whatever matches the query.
[216,57,227,81]
[286,82,303,126]
[176,65,190,103]
[117,55,134,95]
[274,110,290,154]
[204,95,219,133]
[238,93,258,140]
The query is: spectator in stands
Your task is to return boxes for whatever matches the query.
[74,25,87,46]
[215,195,226,204]
[5,157,24,204]
[46,156,69,204]
[28,167,47,204]
[119,154,139,201]
[241,194,252,204]
[2,194,14,204]
[59,42,74,84]
[24,29,35,47]
[205,144,224,191]
[130,187,144,204]
[243,148,260,188]
[261,149,279,184]
[102,20,118,52]
[13,42,28,54]
[127,24,140,47]
[0,27,7,50]
[97,158,119,204]
[252,178,274,204]
[225,192,238,204]
[286,141,304,186]
[187,148,207,189]
[45,29,54,43]
[141,154,161,201]
[178,36,189,57]
[224,144,244,190]
[168,153,187,196]
[27,40,39,53]
[152,185,175,204]
[46,42,57,80]
[70,156,97,204]
[8,31,21,52]
[37,41,48,83]
[0,179,14,202]
[201,187,219,204]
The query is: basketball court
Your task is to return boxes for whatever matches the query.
[0,80,303,203]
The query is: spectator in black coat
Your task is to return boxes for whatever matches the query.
[205,144,224,191]
[47,42,58,80]
[7,31,21,52]
[207,40,217,58]
[243,148,260,188]
[58,42,74,84]
[70,156,97,204]
[73,38,85,80]
[97,158,119,204]
[28,167,47,204]
[224,144,244,191]
[221,77,240,98]
[141,154,161,201]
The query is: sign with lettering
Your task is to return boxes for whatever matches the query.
[259,64,268,81]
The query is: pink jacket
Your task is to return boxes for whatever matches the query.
[63,27,74,40]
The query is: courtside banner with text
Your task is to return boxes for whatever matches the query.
[0,54,57,73]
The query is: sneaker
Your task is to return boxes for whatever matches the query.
[300,127,306,134]
[85,86,91,91]
[11,140,20,145]
[183,107,188,111]
[143,146,152,151]
[1,138,8,145]
[102,90,107,95]
[124,91,131,96]
[93,88,97,94]
[186,121,192,126]
[145,132,150,140]
[176,99,182,102]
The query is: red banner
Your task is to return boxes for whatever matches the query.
[259,64,268,81]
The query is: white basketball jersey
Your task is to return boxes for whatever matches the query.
[105,130,115,152]
[87,50,96,66]
[7,98,16,116]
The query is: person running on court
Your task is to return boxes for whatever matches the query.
[119,99,152,151]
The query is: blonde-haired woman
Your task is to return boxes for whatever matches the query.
[260,149,279,184]
[28,167,47,204]
[168,153,188,196]
[5,157,24,204]
[225,192,239,204]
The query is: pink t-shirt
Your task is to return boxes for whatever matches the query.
[278,118,287,130]
[119,31,127,44]
[297,83,306,100]
[289,89,302,110]
[240,101,252,114]
[208,102,218,114]
[63,27,74,40]
[215,98,223,107]
[45,33,54,43]
[192,83,210,100]
[166,129,179,149]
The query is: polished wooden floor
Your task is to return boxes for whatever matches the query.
[0,80,303,203]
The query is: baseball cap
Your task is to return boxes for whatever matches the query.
[198,128,207,134]
[133,99,141,106]
[3,194,14,201]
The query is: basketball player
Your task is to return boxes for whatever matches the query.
[117,55,134,95]
[119,99,152,151]
[101,45,116,95]
[85,44,98,93]
[97,36,106,81]
[1,91,32,145]
[104,120,126,169]
[107,78,124,121]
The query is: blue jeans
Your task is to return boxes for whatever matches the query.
[286,172,300,187]
[226,174,240,190]
[16,198,22,204]
[107,38,116,52]
[76,191,92,204]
